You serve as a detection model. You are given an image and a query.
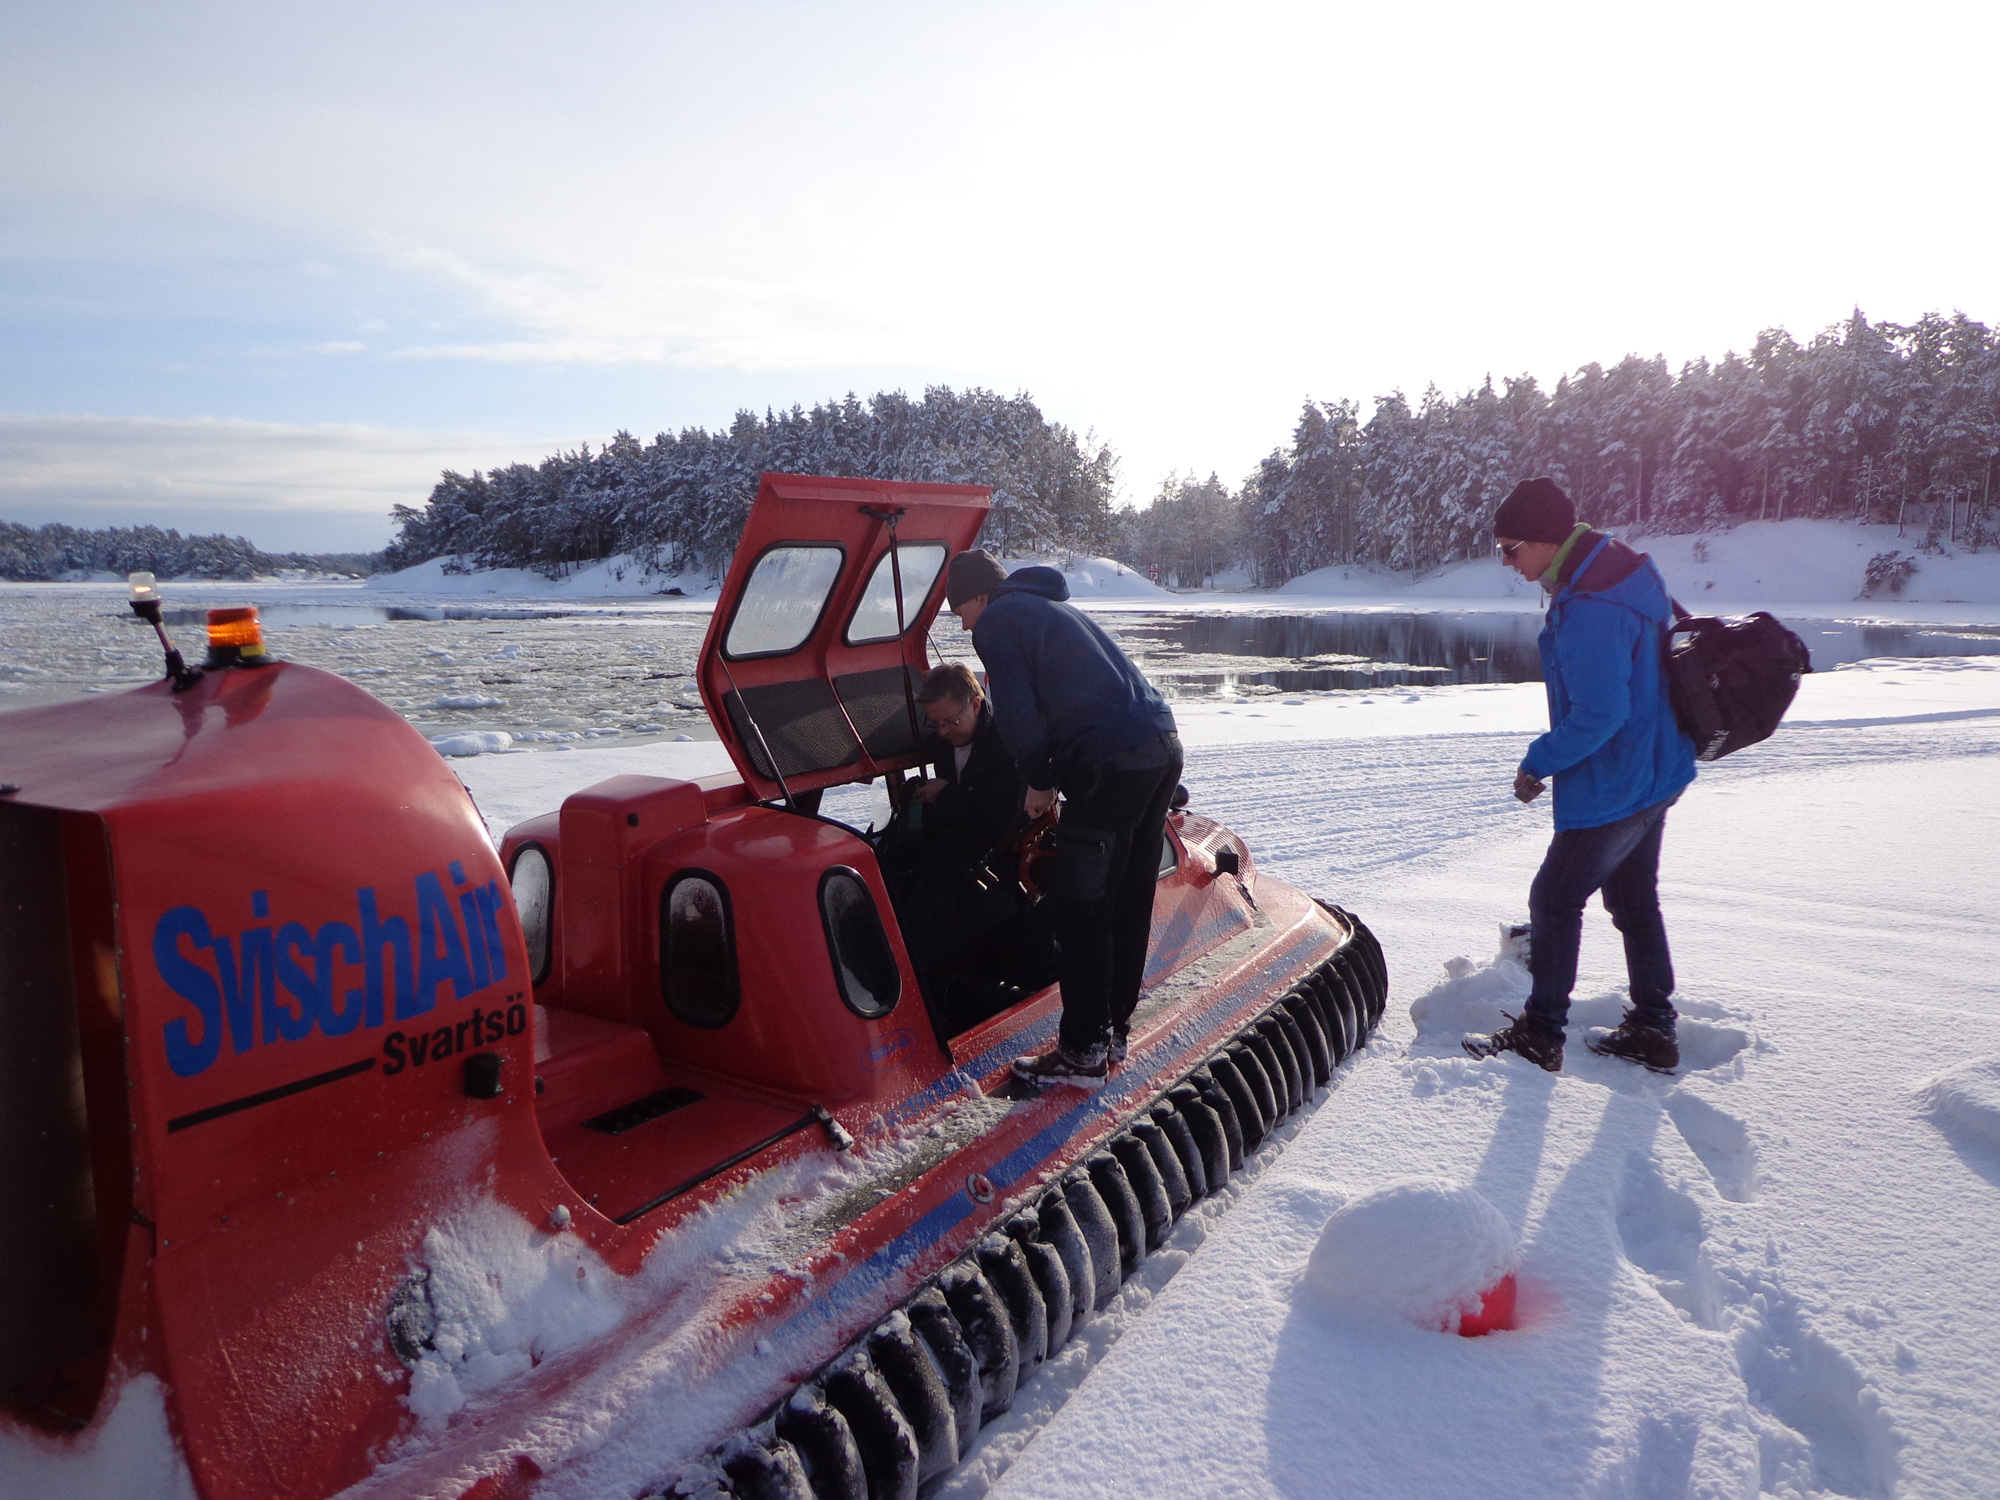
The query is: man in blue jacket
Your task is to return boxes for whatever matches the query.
[945,549,1182,1085]
[1465,478,1697,1074]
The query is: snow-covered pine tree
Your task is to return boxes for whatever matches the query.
[384,387,1116,577]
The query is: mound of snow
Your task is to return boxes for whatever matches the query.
[1005,554,1170,601]
[1408,927,1533,1038]
[1920,1054,2000,1150]
[431,731,513,757]
[1302,1178,1517,1331]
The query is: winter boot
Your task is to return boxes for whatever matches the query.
[1586,1012,1679,1074]
[1107,1027,1130,1065]
[1012,1041,1110,1088]
[1463,1015,1563,1072]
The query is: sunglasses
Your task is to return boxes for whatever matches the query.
[1497,540,1525,561]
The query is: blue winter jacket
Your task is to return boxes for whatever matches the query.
[972,566,1178,790]
[1521,534,1697,830]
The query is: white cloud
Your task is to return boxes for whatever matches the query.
[244,340,372,358]
[0,415,563,551]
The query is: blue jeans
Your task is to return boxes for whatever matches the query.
[1522,796,1678,1038]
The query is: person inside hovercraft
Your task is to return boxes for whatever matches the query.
[909,662,1020,854]
[880,663,1057,1034]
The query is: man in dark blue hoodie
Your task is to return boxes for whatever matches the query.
[944,549,1182,1086]
[1465,479,1697,1075]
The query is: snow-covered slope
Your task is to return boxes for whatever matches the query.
[1268,518,2000,615]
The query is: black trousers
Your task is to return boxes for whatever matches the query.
[1046,733,1183,1053]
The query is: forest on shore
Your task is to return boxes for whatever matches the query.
[105,307,1986,588]
[1131,310,2000,586]
[381,388,1117,578]
[0,521,378,583]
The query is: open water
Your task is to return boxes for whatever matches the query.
[1115,611,2000,697]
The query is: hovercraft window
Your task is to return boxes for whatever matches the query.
[724,545,844,658]
[1157,830,1180,879]
[844,543,948,645]
[660,873,740,1028]
[509,844,554,986]
[818,867,901,1018]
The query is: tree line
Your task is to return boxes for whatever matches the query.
[0,521,378,582]
[379,309,1998,589]
[382,387,1119,577]
[1123,310,2000,586]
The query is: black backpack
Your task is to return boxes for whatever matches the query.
[1663,602,1813,761]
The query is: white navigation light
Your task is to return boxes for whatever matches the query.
[128,571,160,605]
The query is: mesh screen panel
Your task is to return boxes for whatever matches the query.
[723,679,863,779]
[833,665,925,761]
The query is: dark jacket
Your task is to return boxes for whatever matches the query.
[971,566,1178,790]
[919,703,1024,854]
[1522,530,1697,830]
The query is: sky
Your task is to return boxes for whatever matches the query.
[2,0,1996,554]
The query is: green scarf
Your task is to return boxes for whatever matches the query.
[1539,523,1593,588]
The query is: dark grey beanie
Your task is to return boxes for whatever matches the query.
[946,548,1008,608]
[1492,478,1577,543]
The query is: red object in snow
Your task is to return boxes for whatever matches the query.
[1457,1273,1519,1336]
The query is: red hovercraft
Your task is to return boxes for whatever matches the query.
[0,475,1384,1500]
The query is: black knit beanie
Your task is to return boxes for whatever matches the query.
[1492,478,1577,543]
[945,548,1008,608]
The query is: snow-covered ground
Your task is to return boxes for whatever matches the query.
[392,657,2000,1500]
[5,523,2000,1500]
[974,696,1999,1500]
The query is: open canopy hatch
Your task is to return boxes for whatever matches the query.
[698,473,991,802]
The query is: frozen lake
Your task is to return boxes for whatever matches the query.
[7,583,2000,743]
[158,602,575,627]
